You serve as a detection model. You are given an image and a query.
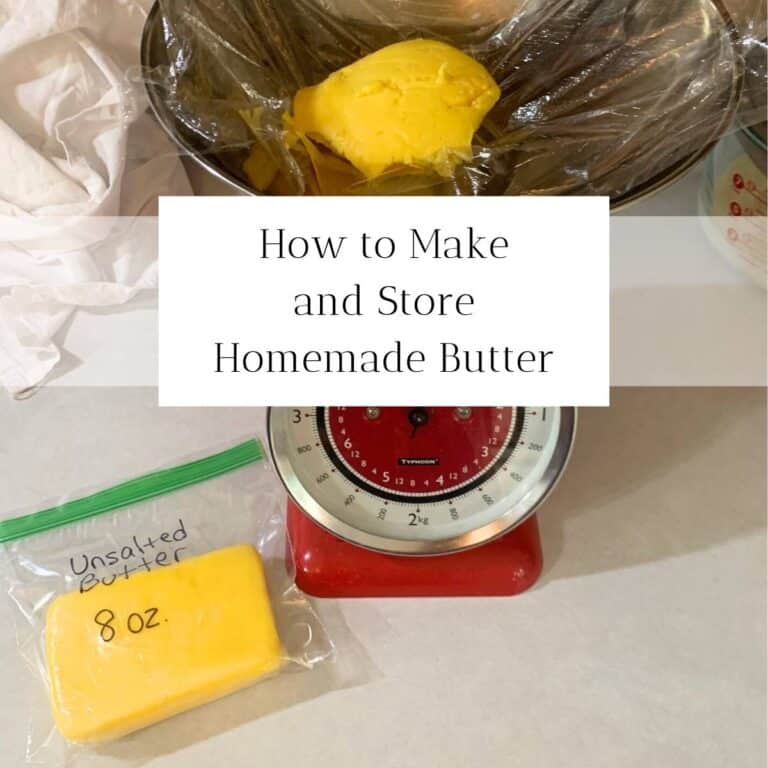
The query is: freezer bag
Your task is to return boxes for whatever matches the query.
[0,439,339,765]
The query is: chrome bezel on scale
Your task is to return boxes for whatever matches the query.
[267,407,576,556]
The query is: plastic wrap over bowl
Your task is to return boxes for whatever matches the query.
[141,0,746,206]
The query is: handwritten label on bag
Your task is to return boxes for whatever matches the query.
[69,518,188,593]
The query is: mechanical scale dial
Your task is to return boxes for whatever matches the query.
[268,406,575,554]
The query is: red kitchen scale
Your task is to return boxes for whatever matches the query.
[267,406,575,597]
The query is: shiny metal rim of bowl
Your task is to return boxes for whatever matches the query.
[140,0,743,210]
[267,406,577,556]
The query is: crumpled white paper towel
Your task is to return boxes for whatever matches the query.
[0,0,192,396]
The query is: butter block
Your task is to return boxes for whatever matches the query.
[45,544,282,743]
[288,39,501,178]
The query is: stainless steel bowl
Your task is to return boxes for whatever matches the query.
[141,0,743,208]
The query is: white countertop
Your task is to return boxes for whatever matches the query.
[1,387,765,767]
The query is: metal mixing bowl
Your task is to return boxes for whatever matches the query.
[141,0,743,208]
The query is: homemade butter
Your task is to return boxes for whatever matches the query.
[288,39,500,178]
[45,544,282,742]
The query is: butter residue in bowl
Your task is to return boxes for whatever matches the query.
[286,39,501,179]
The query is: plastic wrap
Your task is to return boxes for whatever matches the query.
[0,439,348,766]
[140,0,766,203]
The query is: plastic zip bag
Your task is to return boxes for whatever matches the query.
[0,438,339,765]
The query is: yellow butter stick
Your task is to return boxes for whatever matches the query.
[45,544,282,743]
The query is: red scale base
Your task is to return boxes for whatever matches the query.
[287,499,543,598]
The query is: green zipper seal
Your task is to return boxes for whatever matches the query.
[0,439,264,544]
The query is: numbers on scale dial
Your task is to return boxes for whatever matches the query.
[322,406,517,500]
[276,405,564,543]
